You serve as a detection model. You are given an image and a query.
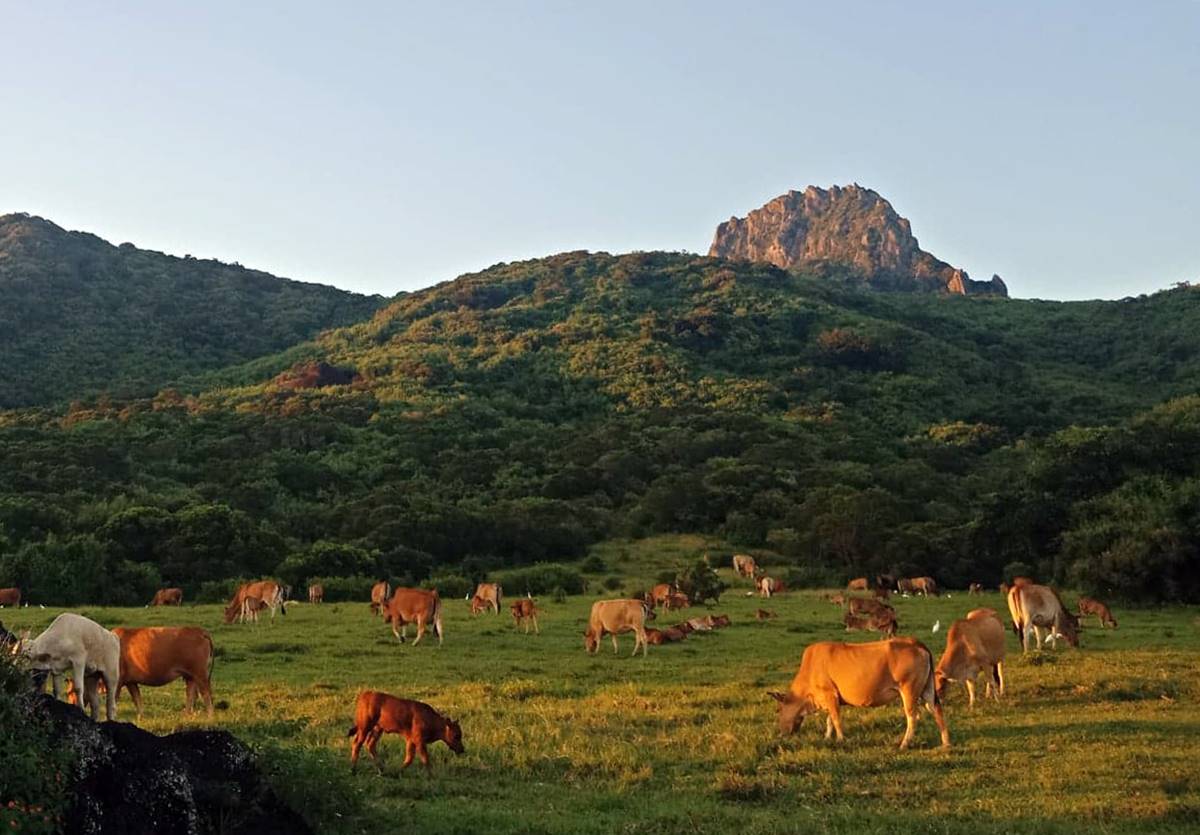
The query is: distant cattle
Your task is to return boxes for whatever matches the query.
[846,578,869,592]
[896,578,916,595]
[847,597,894,619]
[384,588,444,646]
[469,595,488,615]
[769,638,949,749]
[149,588,183,607]
[1007,583,1079,652]
[732,554,758,578]
[239,596,269,624]
[348,691,463,774]
[645,626,687,645]
[968,583,983,596]
[755,609,777,621]
[223,580,286,624]
[664,592,691,611]
[584,599,654,657]
[0,587,20,608]
[370,581,392,618]
[875,574,897,593]
[911,577,939,597]
[843,609,898,638]
[711,614,731,628]
[650,583,675,608]
[757,576,781,598]
[825,593,846,607]
[1077,597,1118,629]
[685,616,715,632]
[472,583,502,615]
[111,626,215,720]
[308,584,324,605]
[510,598,540,634]
[935,608,1006,706]
[21,613,120,721]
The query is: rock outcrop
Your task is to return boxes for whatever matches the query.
[709,185,1007,296]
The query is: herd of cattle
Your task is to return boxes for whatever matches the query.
[0,563,1122,769]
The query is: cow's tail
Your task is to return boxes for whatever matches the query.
[917,640,940,708]
[205,631,216,683]
[432,592,444,640]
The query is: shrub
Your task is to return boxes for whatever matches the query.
[0,653,72,834]
[195,578,245,604]
[675,559,727,604]
[602,575,623,590]
[778,565,841,589]
[422,572,473,600]
[493,564,586,596]
[580,554,607,573]
[303,575,377,603]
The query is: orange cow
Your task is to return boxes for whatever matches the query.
[348,691,463,774]
[111,626,215,720]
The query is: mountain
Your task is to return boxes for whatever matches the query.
[709,185,1008,296]
[0,213,385,408]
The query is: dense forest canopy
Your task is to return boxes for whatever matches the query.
[2,249,1199,602]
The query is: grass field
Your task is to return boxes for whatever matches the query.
[7,557,1200,834]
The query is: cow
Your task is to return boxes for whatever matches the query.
[875,574,897,593]
[384,588,444,646]
[934,608,1005,707]
[111,626,215,720]
[755,609,777,621]
[711,614,732,628]
[847,597,894,619]
[686,616,715,632]
[510,598,540,634]
[768,638,949,750]
[757,576,780,598]
[149,588,183,607]
[468,595,488,616]
[223,580,286,624]
[240,596,269,624]
[967,583,983,596]
[843,609,898,638]
[308,584,324,605]
[584,599,654,657]
[370,580,392,618]
[1011,576,1035,587]
[674,620,695,634]
[472,583,502,615]
[846,577,869,592]
[20,613,120,721]
[650,583,675,608]
[664,592,691,611]
[1007,583,1079,652]
[732,554,758,579]
[347,691,464,774]
[896,578,916,595]
[0,587,20,608]
[911,577,939,597]
[1077,597,1118,629]
[825,592,846,606]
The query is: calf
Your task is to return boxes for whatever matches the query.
[650,583,675,609]
[710,614,732,628]
[510,598,540,634]
[757,576,780,598]
[469,595,488,616]
[472,583,502,615]
[149,588,183,606]
[240,596,269,624]
[21,613,120,721]
[664,592,691,611]
[348,691,464,774]
[308,584,324,605]
[843,610,898,638]
[825,593,846,606]
[1077,596,1118,629]
[224,580,285,624]
[935,608,1005,707]
[370,580,392,618]
[111,626,215,720]
[732,554,758,579]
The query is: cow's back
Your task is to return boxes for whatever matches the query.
[591,599,644,631]
[795,639,931,706]
[114,626,212,685]
[389,588,439,621]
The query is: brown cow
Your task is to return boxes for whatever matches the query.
[468,595,488,615]
[111,626,215,720]
[384,588,444,646]
[825,592,846,606]
[664,592,691,611]
[732,554,758,579]
[348,691,463,774]
[472,583,502,615]
[1007,583,1079,652]
[584,599,654,657]
[308,584,324,605]
[650,583,674,608]
[846,577,869,592]
[149,588,183,607]
[0,587,21,607]
[847,597,894,619]
[711,614,732,628]
[644,626,686,644]
[769,638,949,749]
[934,608,1005,707]
[755,609,777,621]
[223,580,285,624]
[510,598,540,634]
[896,578,916,595]
[757,576,780,598]
[967,583,983,596]
[239,596,269,624]
[911,577,939,597]
[370,580,392,618]
[843,610,898,638]
[1077,597,1118,629]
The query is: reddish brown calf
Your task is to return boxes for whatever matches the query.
[348,691,464,774]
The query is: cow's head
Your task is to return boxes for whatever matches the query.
[768,691,814,735]
[933,668,951,701]
[1060,611,1080,647]
[443,717,465,755]
[642,603,656,622]
[583,629,598,654]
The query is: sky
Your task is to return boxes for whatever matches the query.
[1,1,1197,301]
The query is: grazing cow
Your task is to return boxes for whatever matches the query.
[896,578,916,595]
[370,580,392,618]
[584,599,654,657]
[846,577,869,592]
[308,584,324,605]
[468,595,488,616]
[149,587,183,607]
[968,583,983,596]
[1007,583,1079,652]
[384,588,444,646]
[825,592,846,606]
[21,613,120,721]
[757,576,780,598]
[1077,597,1118,629]
[755,609,777,621]
[732,554,758,579]
[348,691,464,774]
[240,596,269,624]
[847,597,894,619]
[472,583,502,615]
[0,587,20,608]
[223,580,286,624]
[111,626,215,720]
[664,592,691,611]
[769,638,948,749]
[510,598,540,634]
[934,608,1006,707]
[650,583,675,608]
[843,610,898,638]
[911,577,939,597]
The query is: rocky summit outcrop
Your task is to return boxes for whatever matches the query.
[34,694,312,835]
[709,185,1007,296]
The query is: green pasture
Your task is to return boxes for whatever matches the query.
[7,572,1199,834]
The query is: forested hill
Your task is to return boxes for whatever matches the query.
[2,250,1200,604]
[0,213,385,407]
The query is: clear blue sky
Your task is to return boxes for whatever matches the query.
[2,2,1197,300]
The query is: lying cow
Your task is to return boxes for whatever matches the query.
[384,588,444,646]
[1077,596,1118,629]
[843,609,898,638]
[223,580,286,624]
[644,626,687,645]
[584,599,654,657]
[370,580,392,618]
[111,626,215,720]
[847,597,894,619]
[0,587,20,607]
[769,637,949,749]
[1007,583,1079,652]
[935,608,1006,707]
[710,614,731,628]
[149,587,183,606]
[348,690,464,774]
[472,583,502,615]
[308,584,324,605]
[21,613,120,721]
[510,598,540,634]
[755,609,777,621]
[664,592,691,611]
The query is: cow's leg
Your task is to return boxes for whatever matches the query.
[993,662,1005,699]
[126,682,143,720]
[611,632,619,654]
[84,675,101,720]
[199,676,215,719]
[824,714,834,740]
[532,615,540,635]
[71,662,89,716]
[412,618,426,647]
[400,739,416,773]
[103,672,118,722]
[349,729,365,771]
[965,677,977,709]
[415,740,432,775]
[899,691,918,750]
[825,701,845,742]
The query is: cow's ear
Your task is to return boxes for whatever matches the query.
[767,691,787,703]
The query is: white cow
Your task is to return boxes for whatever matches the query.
[20,612,121,721]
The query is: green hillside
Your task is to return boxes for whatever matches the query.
[2,251,1199,602]
[0,213,385,407]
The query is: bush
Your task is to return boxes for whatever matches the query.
[493,563,586,596]
[675,559,727,604]
[277,541,378,588]
[580,554,607,573]
[303,575,376,603]
[0,653,72,834]
[778,565,841,589]
[422,572,473,600]
[602,575,623,591]
[195,578,245,604]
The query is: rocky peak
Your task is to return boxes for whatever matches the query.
[708,185,1007,296]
